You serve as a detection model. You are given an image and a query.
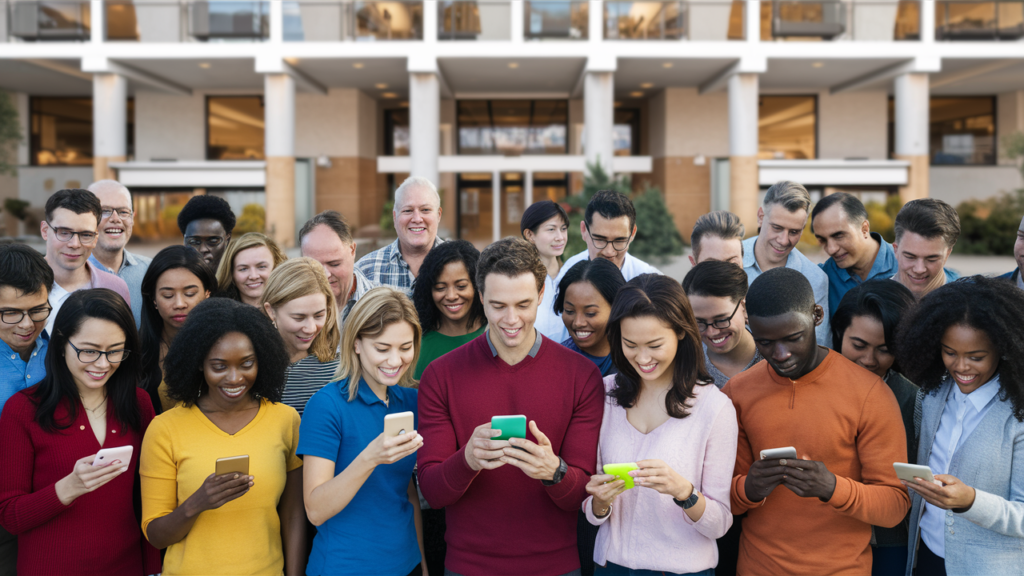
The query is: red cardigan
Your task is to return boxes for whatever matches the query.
[417,334,604,576]
[0,387,161,576]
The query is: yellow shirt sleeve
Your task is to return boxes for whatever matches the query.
[139,412,179,539]
[286,407,302,473]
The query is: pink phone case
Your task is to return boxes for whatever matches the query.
[92,445,133,470]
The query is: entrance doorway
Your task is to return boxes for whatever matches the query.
[456,172,569,246]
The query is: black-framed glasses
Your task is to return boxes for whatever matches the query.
[185,236,225,248]
[584,222,632,252]
[101,208,134,220]
[0,306,51,324]
[67,341,129,364]
[47,224,97,244]
[696,300,743,333]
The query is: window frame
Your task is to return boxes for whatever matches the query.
[205,95,266,161]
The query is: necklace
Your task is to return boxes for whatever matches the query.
[83,396,107,413]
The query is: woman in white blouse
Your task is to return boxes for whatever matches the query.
[520,200,569,341]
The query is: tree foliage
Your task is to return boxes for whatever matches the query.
[0,91,22,176]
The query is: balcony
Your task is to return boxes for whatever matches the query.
[761,1,922,41]
[604,1,746,40]
[438,0,510,40]
[935,0,1024,41]
[6,1,90,41]
[101,0,269,42]
[524,0,588,39]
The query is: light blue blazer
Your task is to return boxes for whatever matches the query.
[906,377,1024,576]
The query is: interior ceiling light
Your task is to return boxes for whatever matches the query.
[640,82,654,89]
[662,62,673,68]
[382,92,398,98]
[630,91,644,97]
[199,63,211,69]
[375,83,388,89]
[353,62,365,69]
[508,62,519,69]
[812,62,824,68]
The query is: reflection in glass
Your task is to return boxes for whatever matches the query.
[758,96,817,160]
[930,97,995,165]
[614,108,640,156]
[355,1,423,40]
[385,109,410,156]
[524,0,588,39]
[31,98,93,166]
[458,100,568,155]
[605,1,683,40]
[936,1,1024,40]
[207,97,265,160]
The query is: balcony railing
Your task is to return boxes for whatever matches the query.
[761,1,922,41]
[604,1,746,40]
[935,0,1024,40]
[101,0,269,42]
[283,0,422,41]
[524,0,588,39]
[7,0,90,41]
[438,0,510,40]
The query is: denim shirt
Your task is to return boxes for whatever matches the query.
[0,331,48,411]
[819,233,898,316]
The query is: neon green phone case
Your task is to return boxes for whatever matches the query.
[490,415,527,441]
[603,463,639,490]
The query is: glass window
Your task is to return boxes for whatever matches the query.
[30,97,134,166]
[759,96,817,160]
[930,97,996,165]
[457,100,568,155]
[614,108,640,156]
[524,1,588,39]
[207,97,265,160]
[385,108,410,156]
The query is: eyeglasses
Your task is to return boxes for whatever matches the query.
[584,222,632,252]
[0,306,51,324]
[185,236,225,248]
[67,341,129,364]
[101,208,134,220]
[696,300,743,333]
[47,224,97,244]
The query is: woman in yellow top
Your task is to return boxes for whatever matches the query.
[140,298,305,575]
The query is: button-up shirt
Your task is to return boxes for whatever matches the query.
[921,375,1001,557]
[0,331,48,411]
[341,267,378,325]
[355,237,445,294]
[742,236,832,347]
[819,233,897,316]
[45,262,132,336]
[89,249,152,329]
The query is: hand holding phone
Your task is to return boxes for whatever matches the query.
[216,455,249,477]
[384,411,415,437]
[893,463,937,484]
[186,472,253,515]
[464,422,511,471]
[56,453,131,505]
[92,445,133,470]
[362,427,423,467]
[490,415,527,441]
[760,446,798,461]
[603,463,639,490]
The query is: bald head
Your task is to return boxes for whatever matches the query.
[88,179,134,254]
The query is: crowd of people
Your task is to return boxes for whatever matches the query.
[0,175,1022,576]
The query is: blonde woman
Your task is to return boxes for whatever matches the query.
[261,258,341,416]
[215,232,287,306]
[299,288,427,576]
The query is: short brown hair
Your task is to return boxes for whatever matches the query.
[690,211,745,258]
[763,181,811,214]
[299,210,353,246]
[894,198,960,248]
[476,237,547,295]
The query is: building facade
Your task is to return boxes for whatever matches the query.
[0,0,1022,247]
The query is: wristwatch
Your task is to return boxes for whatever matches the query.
[673,490,700,510]
[542,457,568,486]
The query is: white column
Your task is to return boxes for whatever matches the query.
[728,72,759,233]
[525,170,533,207]
[588,0,603,41]
[921,0,935,43]
[265,74,296,156]
[93,74,127,159]
[423,0,438,42]
[511,0,524,42]
[90,0,105,42]
[745,0,759,42]
[269,0,284,43]
[410,72,440,186]
[894,73,929,157]
[584,71,614,175]
[492,171,501,244]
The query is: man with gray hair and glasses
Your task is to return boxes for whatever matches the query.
[357,175,445,293]
[86,179,151,328]
[741,180,831,346]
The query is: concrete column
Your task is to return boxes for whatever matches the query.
[264,74,297,248]
[92,73,127,182]
[410,72,440,187]
[492,171,501,243]
[894,72,930,203]
[269,0,284,43]
[745,0,760,41]
[588,0,603,41]
[90,0,104,42]
[584,71,614,176]
[510,0,524,42]
[920,0,935,43]
[728,72,759,235]
[423,0,438,42]
[525,170,533,207]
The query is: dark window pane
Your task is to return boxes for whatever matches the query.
[31,98,91,166]
[207,96,265,160]
[929,97,995,165]
[457,99,568,155]
[759,95,817,160]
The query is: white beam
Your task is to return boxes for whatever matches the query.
[931,60,1017,90]
[699,56,766,95]
[24,59,92,82]
[255,57,327,95]
[830,56,941,94]
[81,57,191,95]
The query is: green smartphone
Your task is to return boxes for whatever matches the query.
[603,463,639,490]
[490,415,527,441]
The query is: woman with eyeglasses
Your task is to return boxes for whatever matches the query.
[216,233,288,308]
[0,289,160,576]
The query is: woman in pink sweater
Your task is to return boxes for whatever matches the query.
[584,274,738,576]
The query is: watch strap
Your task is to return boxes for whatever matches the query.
[542,457,567,486]
[673,491,700,510]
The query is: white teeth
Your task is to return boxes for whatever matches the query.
[639,362,656,371]
[501,327,521,336]
[380,366,400,377]
[956,373,977,382]
[575,331,592,339]
[87,371,106,378]
[222,385,245,397]
[711,336,727,344]
[445,304,463,311]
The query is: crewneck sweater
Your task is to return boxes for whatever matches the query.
[417,333,604,576]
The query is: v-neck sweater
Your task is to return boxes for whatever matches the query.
[417,333,605,576]
[722,352,911,576]
[0,387,160,576]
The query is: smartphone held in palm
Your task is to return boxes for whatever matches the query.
[760,446,798,461]
[603,463,639,490]
[215,455,249,476]
[893,462,936,484]
[92,445,133,469]
[491,415,527,441]
[384,411,415,437]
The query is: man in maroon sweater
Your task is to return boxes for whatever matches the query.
[418,237,604,576]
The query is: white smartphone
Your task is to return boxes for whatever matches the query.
[92,445,133,470]
[760,446,798,461]
[384,411,415,437]
[893,462,937,484]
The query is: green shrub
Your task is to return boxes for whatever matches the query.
[235,203,266,235]
[864,194,902,243]
[3,198,29,220]
[954,189,1024,255]
[380,200,395,234]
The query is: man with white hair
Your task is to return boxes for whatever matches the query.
[86,179,151,328]
[356,175,445,292]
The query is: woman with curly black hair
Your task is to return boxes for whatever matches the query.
[411,239,486,380]
[896,276,1024,576]
[139,298,305,576]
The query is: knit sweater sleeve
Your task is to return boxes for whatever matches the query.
[825,378,911,527]
[0,393,72,534]
[725,381,761,514]
[416,362,480,508]
[544,363,604,512]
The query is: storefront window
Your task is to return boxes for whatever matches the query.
[207,96,265,160]
[759,95,817,160]
[30,97,134,166]
[930,97,995,165]
[457,100,568,155]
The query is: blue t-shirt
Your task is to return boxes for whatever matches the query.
[561,337,616,377]
[1,331,48,411]
[297,376,420,576]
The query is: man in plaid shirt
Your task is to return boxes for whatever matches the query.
[357,176,445,293]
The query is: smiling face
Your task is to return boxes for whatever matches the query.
[232,245,275,305]
[840,314,893,378]
[812,204,871,271]
[0,286,50,357]
[525,215,568,260]
[42,207,98,274]
[941,323,999,394]
[93,185,134,254]
[583,213,634,269]
[749,310,821,380]
[562,281,613,357]
[620,315,679,385]
[266,293,328,361]
[756,205,807,268]
[481,272,541,353]
[203,332,258,406]
[184,219,230,268]
[893,232,952,298]
[65,317,125,396]
[355,320,416,389]
[689,294,745,355]
[154,268,211,334]
[301,225,356,306]
[432,260,475,326]
[694,235,743,267]
[394,185,441,252]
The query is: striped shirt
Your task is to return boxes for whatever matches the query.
[355,237,445,294]
[282,355,340,416]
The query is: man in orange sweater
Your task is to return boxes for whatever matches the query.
[723,267,910,575]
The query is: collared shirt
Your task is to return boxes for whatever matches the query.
[45,262,132,336]
[355,237,445,294]
[742,236,832,347]
[0,331,48,411]
[485,328,543,358]
[819,233,897,316]
[702,338,763,389]
[921,374,1002,558]
[341,267,379,325]
[89,249,152,329]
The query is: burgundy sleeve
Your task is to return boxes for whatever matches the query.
[416,362,480,508]
[544,363,604,511]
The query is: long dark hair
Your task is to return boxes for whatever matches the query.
[412,240,485,334]
[554,258,625,314]
[607,274,710,419]
[32,289,143,432]
[139,246,216,410]
[832,279,915,373]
